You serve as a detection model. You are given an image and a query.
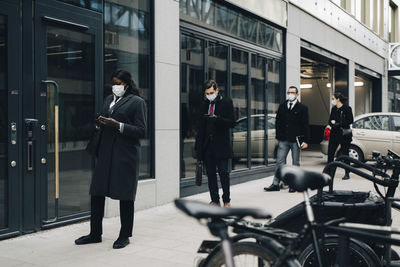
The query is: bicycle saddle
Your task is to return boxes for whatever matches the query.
[276,165,331,192]
[175,199,272,220]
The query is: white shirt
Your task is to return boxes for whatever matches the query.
[109,95,124,133]
[287,99,298,110]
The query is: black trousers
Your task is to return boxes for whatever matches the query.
[327,135,351,174]
[204,148,230,203]
[90,196,134,238]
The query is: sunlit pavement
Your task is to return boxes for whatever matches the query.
[0,147,398,267]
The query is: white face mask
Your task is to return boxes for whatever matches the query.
[331,100,337,106]
[287,93,296,102]
[206,93,217,102]
[112,85,126,97]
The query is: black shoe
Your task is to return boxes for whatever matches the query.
[342,174,350,180]
[264,184,280,192]
[75,234,102,245]
[289,188,296,193]
[113,237,130,249]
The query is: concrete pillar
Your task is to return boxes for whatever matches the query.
[348,60,355,111]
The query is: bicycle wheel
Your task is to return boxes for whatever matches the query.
[204,241,300,267]
[298,236,381,267]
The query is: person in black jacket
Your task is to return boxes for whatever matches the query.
[195,80,235,207]
[327,92,354,180]
[75,70,147,249]
[264,86,310,192]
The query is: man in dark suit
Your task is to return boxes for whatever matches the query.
[264,86,310,192]
[195,80,235,207]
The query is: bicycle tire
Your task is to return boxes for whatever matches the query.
[298,236,381,267]
[203,241,300,267]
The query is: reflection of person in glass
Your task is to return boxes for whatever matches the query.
[195,80,235,207]
[75,70,147,249]
[264,86,310,192]
[327,92,354,180]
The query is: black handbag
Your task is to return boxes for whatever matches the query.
[85,128,102,157]
[341,128,352,138]
[195,160,203,186]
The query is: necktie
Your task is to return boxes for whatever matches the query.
[289,102,292,110]
[209,103,215,115]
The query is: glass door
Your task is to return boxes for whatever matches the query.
[34,1,102,226]
[0,0,20,237]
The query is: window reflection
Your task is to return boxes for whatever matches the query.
[232,49,248,170]
[180,35,204,179]
[104,0,152,179]
[180,0,283,53]
[208,42,227,93]
[57,0,102,12]
[267,59,280,164]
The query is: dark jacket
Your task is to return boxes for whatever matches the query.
[328,104,354,139]
[90,93,147,200]
[275,100,310,143]
[195,94,235,160]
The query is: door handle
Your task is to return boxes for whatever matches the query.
[41,80,60,224]
[42,16,89,31]
[27,141,33,171]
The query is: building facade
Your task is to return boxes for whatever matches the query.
[0,0,398,239]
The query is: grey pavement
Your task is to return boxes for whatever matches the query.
[1,149,399,267]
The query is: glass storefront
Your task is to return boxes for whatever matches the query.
[354,75,373,116]
[266,59,280,164]
[57,0,102,12]
[0,15,7,229]
[104,0,152,179]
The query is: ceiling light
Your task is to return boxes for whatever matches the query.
[326,83,331,88]
[355,81,364,87]
[300,84,312,89]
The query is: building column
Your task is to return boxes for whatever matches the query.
[348,60,355,111]
[153,0,180,205]
[286,33,300,94]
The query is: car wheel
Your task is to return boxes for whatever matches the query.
[348,145,364,162]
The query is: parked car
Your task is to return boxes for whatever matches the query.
[320,112,400,162]
[232,114,278,161]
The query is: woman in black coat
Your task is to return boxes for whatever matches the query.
[327,92,354,180]
[75,70,147,249]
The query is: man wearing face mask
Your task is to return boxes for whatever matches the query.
[195,80,235,207]
[264,86,310,192]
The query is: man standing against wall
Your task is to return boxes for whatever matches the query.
[264,86,310,192]
[195,80,236,207]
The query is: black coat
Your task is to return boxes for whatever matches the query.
[90,93,147,200]
[328,104,354,140]
[195,95,235,160]
[275,100,310,143]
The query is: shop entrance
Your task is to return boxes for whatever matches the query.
[32,0,103,229]
[300,49,347,144]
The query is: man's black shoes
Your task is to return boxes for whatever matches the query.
[342,174,350,180]
[75,234,102,245]
[113,237,130,249]
[264,184,280,192]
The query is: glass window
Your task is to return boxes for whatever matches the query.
[250,55,265,167]
[388,77,400,112]
[57,0,102,12]
[208,42,227,92]
[180,35,204,179]
[0,15,7,229]
[267,59,280,164]
[353,115,390,131]
[180,0,283,53]
[104,0,152,179]
[393,116,400,132]
[46,26,95,218]
[232,48,248,170]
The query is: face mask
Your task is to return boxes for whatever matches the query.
[112,85,126,97]
[206,93,217,102]
[287,93,296,102]
[331,100,337,106]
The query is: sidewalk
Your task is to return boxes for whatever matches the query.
[1,152,398,267]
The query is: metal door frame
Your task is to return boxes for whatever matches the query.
[33,0,103,229]
[0,0,22,239]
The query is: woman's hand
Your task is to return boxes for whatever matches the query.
[97,116,120,129]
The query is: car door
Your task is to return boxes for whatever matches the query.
[391,115,400,154]
[267,116,277,158]
[352,115,392,158]
[232,118,247,159]
[250,115,265,158]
